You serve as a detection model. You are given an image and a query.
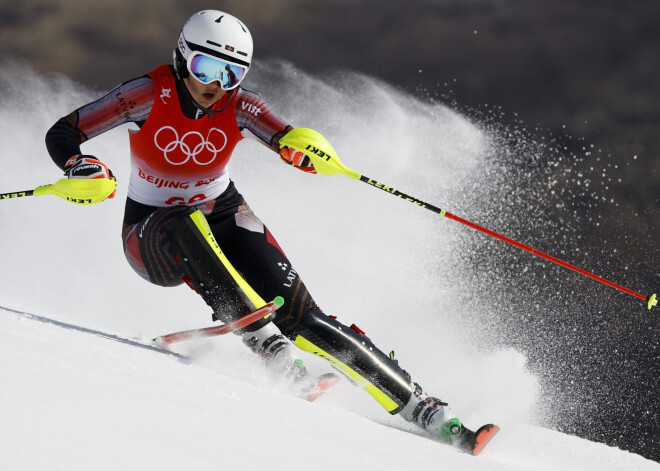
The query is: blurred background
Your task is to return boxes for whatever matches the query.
[1,0,658,462]
[1,0,658,241]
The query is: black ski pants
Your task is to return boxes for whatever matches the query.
[121,182,414,413]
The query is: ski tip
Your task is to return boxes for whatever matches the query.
[470,424,500,456]
[273,296,285,307]
[648,293,657,310]
[304,373,341,402]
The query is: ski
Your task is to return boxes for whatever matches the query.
[301,372,341,402]
[1,305,189,361]
[462,424,500,456]
[153,296,284,345]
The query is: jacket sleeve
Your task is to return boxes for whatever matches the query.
[235,88,293,153]
[45,75,155,170]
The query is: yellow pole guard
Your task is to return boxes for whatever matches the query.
[34,178,117,205]
[189,210,268,310]
[279,128,362,180]
[294,335,400,413]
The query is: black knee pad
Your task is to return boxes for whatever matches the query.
[164,208,269,331]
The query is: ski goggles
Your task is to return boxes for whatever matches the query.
[187,52,248,90]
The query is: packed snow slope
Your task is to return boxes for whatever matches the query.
[1,307,658,471]
[0,60,656,468]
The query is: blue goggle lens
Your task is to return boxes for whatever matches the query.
[188,54,247,89]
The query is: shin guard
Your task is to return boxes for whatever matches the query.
[292,309,414,414]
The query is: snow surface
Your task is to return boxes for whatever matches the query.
[1,308,657,471]
[0,61,658,470]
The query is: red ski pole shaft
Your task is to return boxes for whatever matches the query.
[359,175,657,310]
[154,297,284,345]
[442,210,646,301]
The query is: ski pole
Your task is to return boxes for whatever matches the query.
[153,297,284,345]
[0,178,117,205]
[280,128,658,311]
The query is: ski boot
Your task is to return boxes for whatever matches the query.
[399,384,499,455]
[242,321,341,401]
[242,322,307,380]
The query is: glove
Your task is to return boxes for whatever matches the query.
[64,154,116,198]
[64,154,114,179]
[279,147,317,174]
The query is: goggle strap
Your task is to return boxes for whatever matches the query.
[185,40,250,68]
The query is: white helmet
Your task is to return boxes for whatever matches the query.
[174,10,253,89]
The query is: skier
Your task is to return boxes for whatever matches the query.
[45,10,496,454]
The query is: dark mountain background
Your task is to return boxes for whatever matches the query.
[1,0,658,462]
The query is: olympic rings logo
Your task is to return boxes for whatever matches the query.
[154,126,228,166]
